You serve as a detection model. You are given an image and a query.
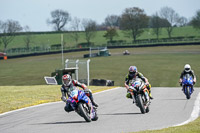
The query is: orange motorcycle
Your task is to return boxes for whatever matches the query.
[128,79,151,114]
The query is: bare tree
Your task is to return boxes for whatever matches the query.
[149,12,170,40]
[23,26,33,51]
[47,9,71,31]
[159,7,180,38]
[191,10,200,31]
[82,19,97,46]
[70,17,81,45]
[104,15,120,28]
[0,20,22,52]
[150,13,162,40]
[120,7,149,42]
[177,16,188,27]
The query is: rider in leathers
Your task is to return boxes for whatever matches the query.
[61,74,98,112]
[125,66,153,101]
[179,64,196,92]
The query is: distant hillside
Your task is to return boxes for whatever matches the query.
[0,26,199,52]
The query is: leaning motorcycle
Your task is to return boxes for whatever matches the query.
[128,79,150,114]
[182,74,194,99]
[68,87,98,122]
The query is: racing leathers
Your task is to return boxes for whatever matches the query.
[61,80,98,112]
[125,72,153,100]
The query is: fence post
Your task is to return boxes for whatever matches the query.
[65,59,69,68]
[87,59,90,86]
[76,59,79,81]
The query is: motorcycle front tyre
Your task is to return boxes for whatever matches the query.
[78,103,92,122]
[136,95,146,114]
[186,86,191,99]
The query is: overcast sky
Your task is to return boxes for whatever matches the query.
[0,0,199,31]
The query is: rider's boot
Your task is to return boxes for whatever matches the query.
[149,92,153,99]
[147,89,153,99]
[147,84,153,99]
[126,92,132,99]
[91,99,99,107]
[87,91,98,107]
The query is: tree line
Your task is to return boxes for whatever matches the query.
[0,6,200,53]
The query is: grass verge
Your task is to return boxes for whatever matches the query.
[133,117,200,133]
[0,85,116,114]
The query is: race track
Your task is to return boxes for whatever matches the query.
[0,87,199,133]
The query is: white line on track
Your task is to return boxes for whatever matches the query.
[174,92,200,127]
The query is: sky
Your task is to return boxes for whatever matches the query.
[0,0,200,31]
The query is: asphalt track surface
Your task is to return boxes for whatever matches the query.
[0,87,199,133]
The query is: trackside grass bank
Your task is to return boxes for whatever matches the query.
[0,85,116,114]
[133,117,200,133]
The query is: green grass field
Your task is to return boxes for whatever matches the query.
[0,26,199,50]
[0,45,200,87]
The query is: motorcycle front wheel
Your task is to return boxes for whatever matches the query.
[136,95,146,114]
[186,86,191,99]
[78,103,92,122]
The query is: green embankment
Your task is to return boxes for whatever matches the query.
[0,26,199,50]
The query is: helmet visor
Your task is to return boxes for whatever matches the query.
[129,71,136,74]
[185,68,190,71]
[129,71,136,79]
[63,79,70,85]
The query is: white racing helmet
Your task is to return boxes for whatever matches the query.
[184,64,191,72]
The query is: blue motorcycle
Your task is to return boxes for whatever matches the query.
[68,88,98,122]
[182,74,194,99]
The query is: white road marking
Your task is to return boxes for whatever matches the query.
[93,87,121,95]
[0,101,61,117]
[174,92,200,126]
